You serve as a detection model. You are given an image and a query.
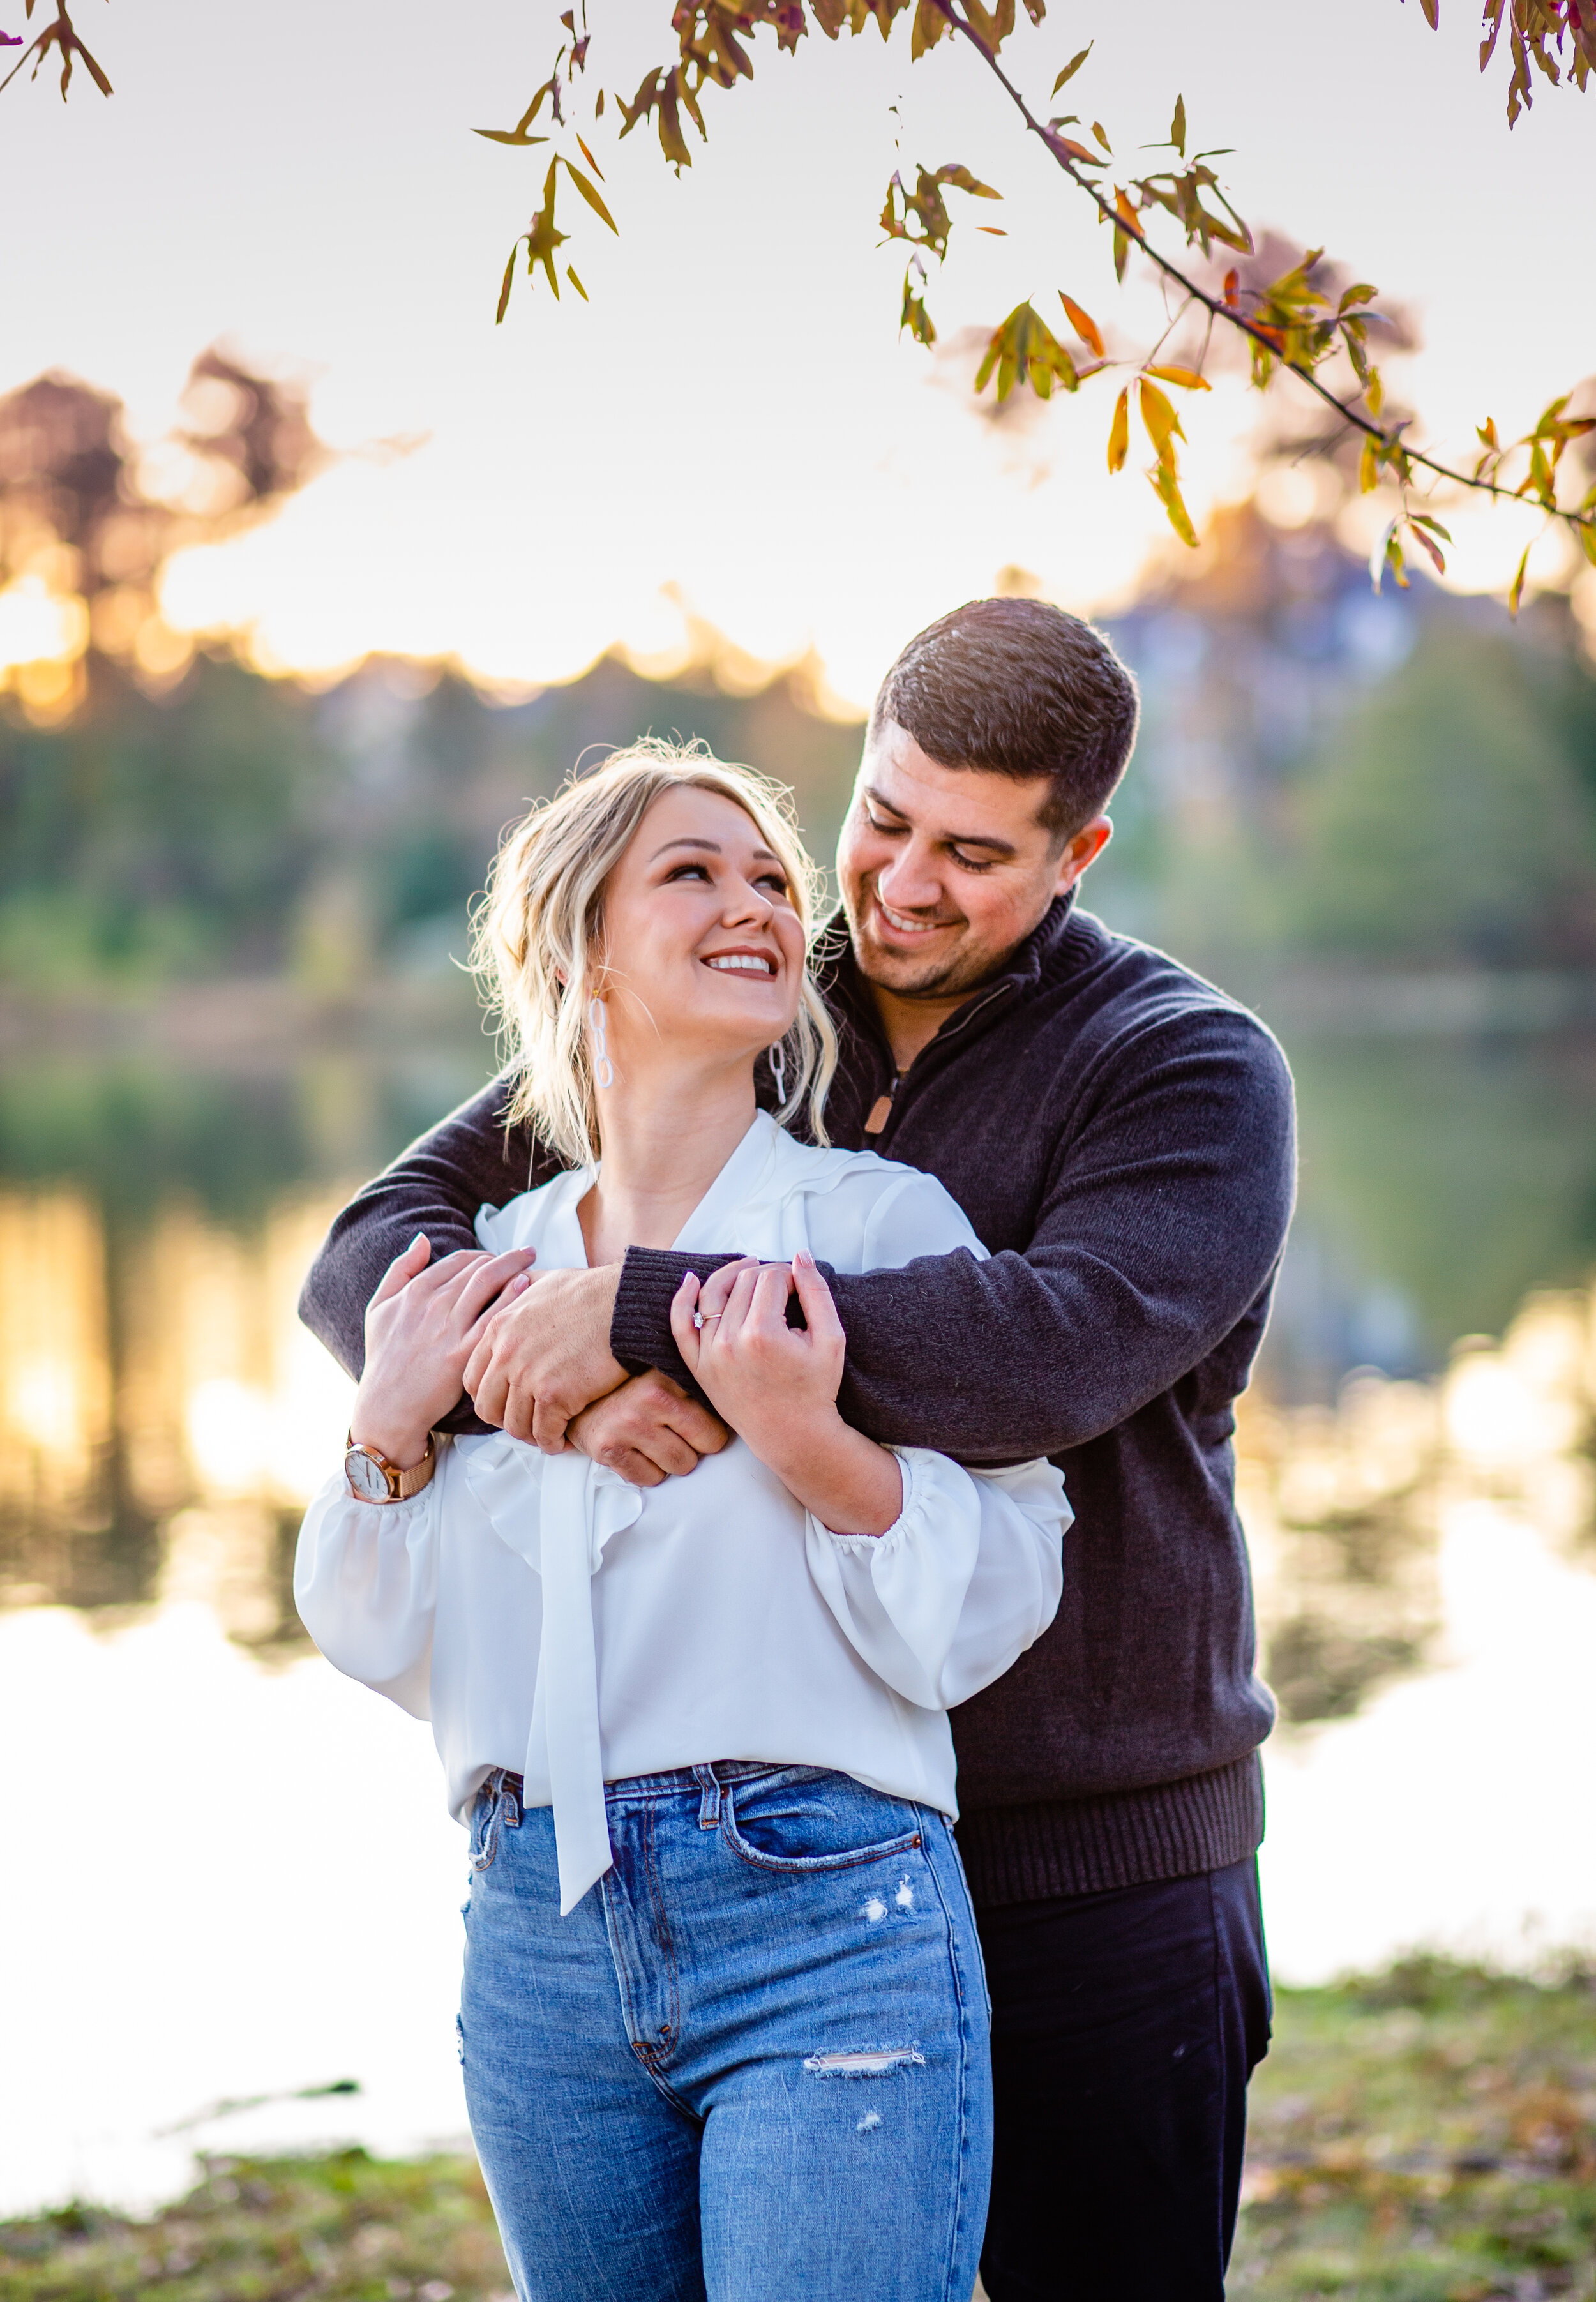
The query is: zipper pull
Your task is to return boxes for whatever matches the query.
[864,1076,900,1137]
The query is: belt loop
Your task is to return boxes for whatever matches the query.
[693,1764,721,1830]
[502,1774,522,1829]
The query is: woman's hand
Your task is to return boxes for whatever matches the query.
[350,1234,536,1468]
[669,1251,903,1536]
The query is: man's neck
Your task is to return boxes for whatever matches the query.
[868,982,975,1074]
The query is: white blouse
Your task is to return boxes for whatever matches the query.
[295,1113,1070,1913]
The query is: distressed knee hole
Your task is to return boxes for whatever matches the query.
[857,2110,882,2133]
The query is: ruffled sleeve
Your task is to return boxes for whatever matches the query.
[803,1447,1069,1710]
[293,1459,444,1720]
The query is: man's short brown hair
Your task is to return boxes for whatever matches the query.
[869,596,1140,840]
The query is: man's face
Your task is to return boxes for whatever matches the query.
[836,719,1111,1002]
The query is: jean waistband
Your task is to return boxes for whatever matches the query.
[487,1758,815,1810]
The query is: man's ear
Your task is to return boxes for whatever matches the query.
[1055,815,1113,896]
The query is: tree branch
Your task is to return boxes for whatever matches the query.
[940,0,1593,539]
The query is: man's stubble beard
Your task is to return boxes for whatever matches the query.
[847,898,1004,1004]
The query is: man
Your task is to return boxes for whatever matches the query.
[301,596,1295,2298]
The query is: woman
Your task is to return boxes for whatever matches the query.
[294,742,1070,2302]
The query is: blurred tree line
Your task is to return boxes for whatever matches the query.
[1093,498,1596,977]
[3,369,1596,996]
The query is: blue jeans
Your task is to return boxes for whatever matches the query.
[458,1761,993,2302]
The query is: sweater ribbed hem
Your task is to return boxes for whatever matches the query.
[612,1245,745,1394]
[954,1751,1265,1908]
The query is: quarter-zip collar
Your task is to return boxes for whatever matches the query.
[814,889,1082,1147]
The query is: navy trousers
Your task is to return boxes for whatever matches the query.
[977,1858,1272,2301]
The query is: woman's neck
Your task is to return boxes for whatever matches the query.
[578,1055,758,1266]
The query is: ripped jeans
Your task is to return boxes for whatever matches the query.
[458,1761,992,2302]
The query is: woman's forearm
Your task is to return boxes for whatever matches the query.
[753,1411,903,1538]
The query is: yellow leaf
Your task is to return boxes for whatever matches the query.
[1106,387,1129,474]
[1150,464,1198,547]
[1507,542,1531,617]
[1359,434,1379,493]
[1138,377,1184,468]
[1145,364,1210,391]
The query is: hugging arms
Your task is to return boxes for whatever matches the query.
[303,984,1290,1484]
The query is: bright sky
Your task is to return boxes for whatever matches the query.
[3,0,1592,705]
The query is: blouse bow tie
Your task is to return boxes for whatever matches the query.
[462,1436,644,1913]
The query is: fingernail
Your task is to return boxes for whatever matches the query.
[410,1233,426,1251]
[795,1248,813,1268]
[509,1274,531,1295]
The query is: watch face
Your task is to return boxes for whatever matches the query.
[345,1447,391,1503]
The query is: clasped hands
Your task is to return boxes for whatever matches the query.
[354,1235,855,1496]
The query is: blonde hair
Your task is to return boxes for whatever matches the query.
[471,738,838,1167]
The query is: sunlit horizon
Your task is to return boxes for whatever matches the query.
[2,0,1592,711]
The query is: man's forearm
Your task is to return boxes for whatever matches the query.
[297,1076,553,1431]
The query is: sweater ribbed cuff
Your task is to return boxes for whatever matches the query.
[611,1245,748,1394]
[954,1750,1265,1909]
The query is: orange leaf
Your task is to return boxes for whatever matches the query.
[1059,294,1104,357]
[1114,186,1141,234]
[1146,365,1210,391]
[1223,268,1239,308]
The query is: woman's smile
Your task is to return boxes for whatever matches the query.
[702,946,780,978]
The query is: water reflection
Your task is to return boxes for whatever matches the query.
[2,1032,1595,2211]
[1243,1289,1596,1727]
[0,1049,486,1625]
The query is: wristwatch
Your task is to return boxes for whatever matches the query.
[345,1429,437,1504]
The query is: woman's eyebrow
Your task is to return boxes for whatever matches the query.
[649,837,779,863]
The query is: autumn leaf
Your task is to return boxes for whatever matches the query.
[1138,376,1184,467]
[1507,541,1531,615]
[576,134,605,178]
[1106,386,1129,473]
[1406,518,1445,574]
[1150,462,1198,546]
[1051,43,1092,94]
[563,159,619,232]
[565,264,589,299]
[1145,364,1209,390]
[1059,293,1104,356]
[495,244,520,324]
[1359,434,1380,493]
[1170,93,1186,154]
[975,301,1080,402]
[1223,269,1240,308]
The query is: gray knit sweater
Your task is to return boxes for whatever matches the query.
[299,897,1297,1907]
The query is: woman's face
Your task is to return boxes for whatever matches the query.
[594,784,806,1076]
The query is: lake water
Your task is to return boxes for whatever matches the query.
[3,1019,1595,2217]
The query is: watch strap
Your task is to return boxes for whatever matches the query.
[346,1429,437,1502]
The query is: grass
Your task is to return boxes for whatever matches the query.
[1231,1959,1596,2299]
[4,1960,1593,2301]
[0,2153,510,2302]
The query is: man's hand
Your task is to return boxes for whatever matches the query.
[352,1235,536,1466]
[463,1263,627,1449]
[567,1369,732,1487]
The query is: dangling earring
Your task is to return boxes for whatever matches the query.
[768,1037,788,1108]
[588,996,615,1090]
